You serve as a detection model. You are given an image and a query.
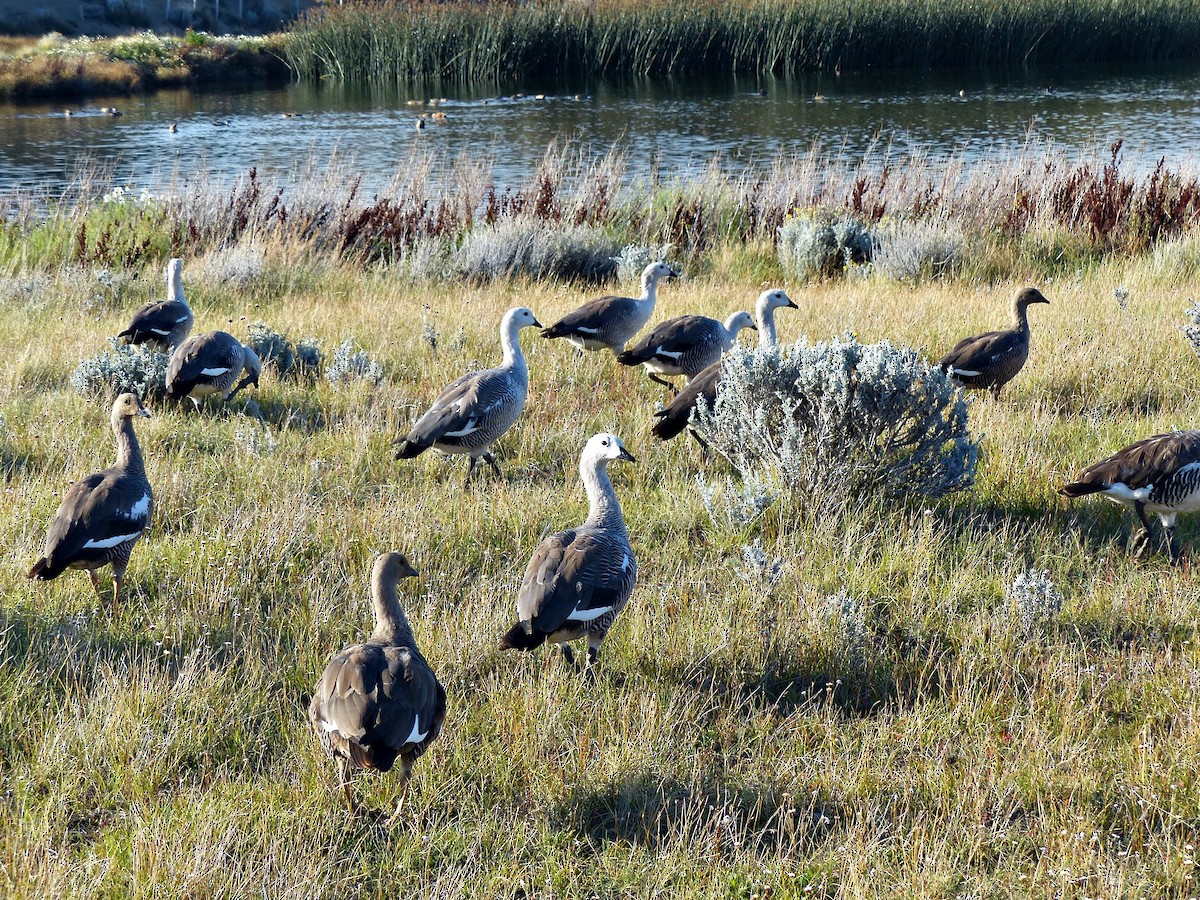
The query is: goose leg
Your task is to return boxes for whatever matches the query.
[559,643,576,667]
[483,451,502,479]
[648,372,675,393]
[1130,501,1155,557]
[336,757,356,813]
[1161,514,1180,564]
[87,569,103,598]
[385,771,412,827]
[463,456,479,486]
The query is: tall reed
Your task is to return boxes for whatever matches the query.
[284,0,1200,83]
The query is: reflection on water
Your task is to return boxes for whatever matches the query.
[2,60,1200,197]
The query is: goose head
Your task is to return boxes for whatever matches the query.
[375,551,420,583]
[1014,287,1050,310]
[723,310,757,338]
[756,288,797,316]
[110,392,151,429]
[503,306,543,331]
[241,346,263,387]
[641,261,680,288]
[585,432,636,466]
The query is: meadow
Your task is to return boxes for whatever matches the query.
[2,145,1200,897]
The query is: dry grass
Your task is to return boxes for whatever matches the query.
[1,239,1200,896]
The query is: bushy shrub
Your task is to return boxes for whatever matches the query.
[453,220,619,283]
[200,243,265,286]
[245,322,323,381]
[612,242,675,283]
[777,210,873,281]
[325,339,383,387]
[872,219,965,283]
[693,337,978,519]
[1008,568,1063,636]
[808,589,868,677]
[1182,301,1200,361]
[70,338,169,400]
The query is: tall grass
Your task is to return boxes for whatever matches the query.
[284,0,1200,83]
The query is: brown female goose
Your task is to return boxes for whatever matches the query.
[541,261,679,355]
[1060,430,1200,563]
[500,433,636,669]
[616,309,756,392]
[309,552,446,821]
[652,289,797,443]
[938,287,1049,398]
[395,307,541,484]
[28,393,152,605]
[165,331,261,410]
[117,257,193,352]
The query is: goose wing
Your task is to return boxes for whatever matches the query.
[36,471,152,575]
[938,328,1019,377]
[618,316,716,366]
[118,299,190,345]
[542,296,638,340]
[399,368,516,450]
[651,359,723,440]
[310,643,446,772]
[166,332,242,398]
[1064,431,1200,493]
[517,527,636,633]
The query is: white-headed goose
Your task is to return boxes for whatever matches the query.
[652,289,797,443]
[165,331,261,410]
[938,287,1049,398]
[395,306,541,484]
[500,433,636,669]
[617,310,756,392]
[541,261,679,355]
[28,393,152,605]
[117,257,193,352]
[1060,430,1200,563]
[309,552,446,821]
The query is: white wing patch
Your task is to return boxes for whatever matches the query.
[569,604,613,623]
[82,529,144,550]
[443,419,480,438]
[200,367,230,377]
[950,368,982,377]
[127,493,151,520]
[1102,482,1153,503]
[404,715,428,746]
[655,347,682,361]
[621,554,632,572]
[149,327,171,336]
[574,325,600,335]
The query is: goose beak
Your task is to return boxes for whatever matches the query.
[137,405,152,418]
[618,446,636,463]
[404,564,420,579]
[786,298,798,309]
[531,317,543,328]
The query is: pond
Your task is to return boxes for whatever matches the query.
[2,59,1200,197]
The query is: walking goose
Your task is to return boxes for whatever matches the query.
[1060,430,1200,563]
[500,433,637,669]
[395,306,541,484]
[541,261,679,354]
[652,289,797,443]
[28,393,152,605]
[165,331,262,410]
[616,310,756,391]
[938,287,1050,398]
[309,552,446,821]
[117,257,193,352]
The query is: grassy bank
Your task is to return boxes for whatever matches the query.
[2,148,1200,894]
[0,30,288,100]
[284,0,1200,83]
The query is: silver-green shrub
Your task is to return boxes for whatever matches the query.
[777,210,873,281]
[1009,568,1063,636]
[1181,301,1200,360]
[70,338,169,400]
[612,242,675,284]
[246,322,323,381]
[693,337,978,517]
[325,339,383,387]
[872,219,965,283]
[453,220,619,283]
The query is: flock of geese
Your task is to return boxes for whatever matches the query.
[22,257,1200,817]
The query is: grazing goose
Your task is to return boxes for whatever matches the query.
[652,289,797,443]
[28,393,152,605]
[117,257,193,352]
[541,261,678,354]
[395,307,541,484]
[500,433,637,669]
[938,287,1050,398]
[309,552,446,821]
[1060,430,1200,563]
[616,310,756,392]
[165,331,261,410]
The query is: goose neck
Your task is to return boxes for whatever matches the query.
[167,268,186,306]
[113,415,146,476]
[582,458,625,530]
[1011,302,1031,333]
[500,318,528,377]
[757,306,780,348]
[370,571,414,645]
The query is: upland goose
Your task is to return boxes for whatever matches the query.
[28,393,152,605]
[309,552,446,821]
[500,433,637,669]
[394,306,541,484]
[938,287,1049,398]
[117,257,193,352]
[165,331,262,410]
[541,261,679,354]
[652,289,797,443]
[616,310,756,392]
[1060,430,1200,563]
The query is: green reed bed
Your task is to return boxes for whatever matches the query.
[283,0,1200,84]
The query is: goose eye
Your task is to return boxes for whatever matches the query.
[601,439,609,446]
